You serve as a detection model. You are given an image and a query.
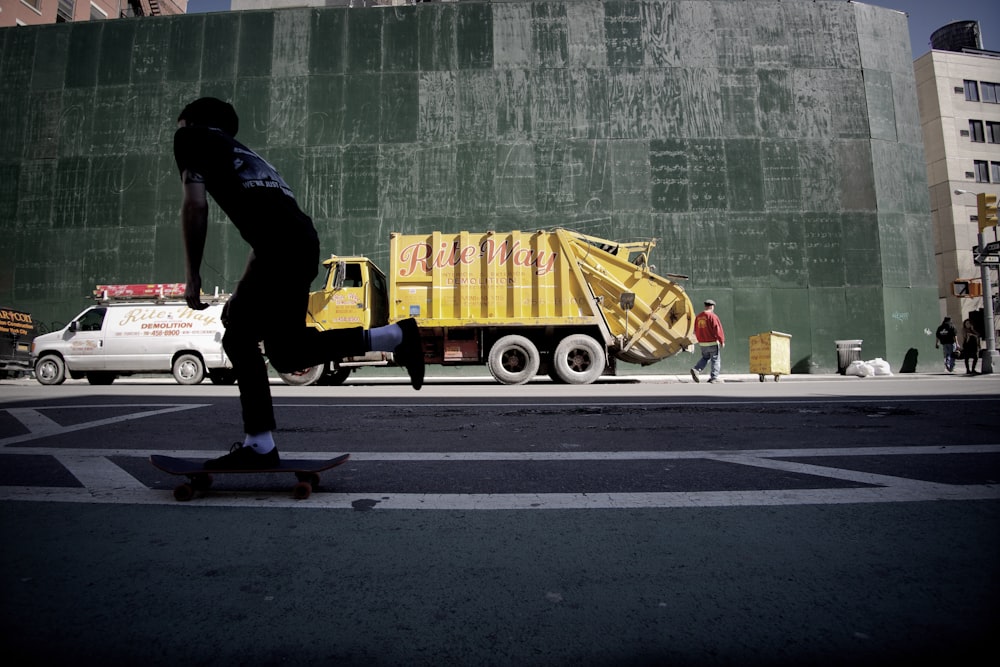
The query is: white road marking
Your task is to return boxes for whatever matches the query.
[5,444,998,460]
[712,454,952,492]
[5,408,62,435]
[0,485,998,510]
[0,404,209,446]
[0,444,996,509]
[1,403,998,510]
[54,453,148,491]
[270,397,993,410]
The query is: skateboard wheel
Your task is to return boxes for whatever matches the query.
[295,472,321,488]
[174,483,195,502]
[191,474,213,491]
[292,481,312,500]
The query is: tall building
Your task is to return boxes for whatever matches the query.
[915,21,1000,338]
[0,0,187,27]
[0,0,938,373]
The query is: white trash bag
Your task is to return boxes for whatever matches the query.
[869,358,893,376]
[846,360,874,377]
[846,358,892,377]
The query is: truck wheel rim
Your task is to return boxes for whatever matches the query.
[564,347,592,372]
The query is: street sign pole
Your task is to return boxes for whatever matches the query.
[977,229,998,374]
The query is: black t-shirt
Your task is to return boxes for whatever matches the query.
[935,322,957,345]
[173,126,317,253]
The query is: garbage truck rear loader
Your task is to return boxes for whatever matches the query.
[281,228,695,386]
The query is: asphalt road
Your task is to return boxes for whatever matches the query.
[1,373,998,666]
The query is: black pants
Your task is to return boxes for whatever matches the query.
[222,240,366,434]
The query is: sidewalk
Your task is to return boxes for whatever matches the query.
[648,370,996,383]
[2,370,996,387]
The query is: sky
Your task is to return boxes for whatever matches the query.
[881,0,1000,57]
[186,0,231,14]
[185,0,1000,60]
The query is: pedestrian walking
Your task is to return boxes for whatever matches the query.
[934,316,958,373]
[690,300,726,383]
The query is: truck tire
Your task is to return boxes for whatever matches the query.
[172,353,205,385]
[35,355,66,385]
[552,334,606,385]
[208,369,237,385]
[488,335,540,385]
[319,367,351,386]
[279,364,324,386]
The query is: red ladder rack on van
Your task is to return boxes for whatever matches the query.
[93,284,186,299]
[92,284,229,303]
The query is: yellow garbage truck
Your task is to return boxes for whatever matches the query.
[281,228,695,386]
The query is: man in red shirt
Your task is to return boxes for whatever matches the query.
[690,300,725,383]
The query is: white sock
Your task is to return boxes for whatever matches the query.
[244,431,275,454]
[367,323,403,352]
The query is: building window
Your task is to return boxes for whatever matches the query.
[965,79,980,101]
[993,162,1000,184]
[970,120,986,142]
[22,0,42,10]
[56,0,75,22]
[89,2,107,19]
[974,160,989,183]
[983,82,999,104]
[988,121,1000,144]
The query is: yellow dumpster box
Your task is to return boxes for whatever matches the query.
[749,331,792,381]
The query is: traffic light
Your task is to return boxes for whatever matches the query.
[979,193,998,231]
[952,279,983,297]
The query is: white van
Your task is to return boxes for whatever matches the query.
[31,287,233,386]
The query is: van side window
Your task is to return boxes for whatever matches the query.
[77,308,107,332]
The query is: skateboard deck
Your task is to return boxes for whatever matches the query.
[149,453,350,501]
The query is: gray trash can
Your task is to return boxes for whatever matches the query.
[835,339,863,375]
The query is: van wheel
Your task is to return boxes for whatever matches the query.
[488,335,540,385]
[87,372,116,385]
[552,334,606,385]
[279,364,323,386]
[173,353,205,385]
[35,355,66,385]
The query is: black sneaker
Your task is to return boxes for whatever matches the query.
[394,318,425,390]
[690,368,700,383]
[204,443,280,470]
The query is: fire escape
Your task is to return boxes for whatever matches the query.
[127,0,164,16]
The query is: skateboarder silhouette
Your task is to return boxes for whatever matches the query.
[174,97,423,470]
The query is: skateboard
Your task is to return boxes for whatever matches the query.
[149,453,350,501]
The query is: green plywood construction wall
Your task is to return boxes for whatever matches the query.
[0,0,939,373]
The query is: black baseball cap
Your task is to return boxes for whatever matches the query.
[178,97,239,137]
